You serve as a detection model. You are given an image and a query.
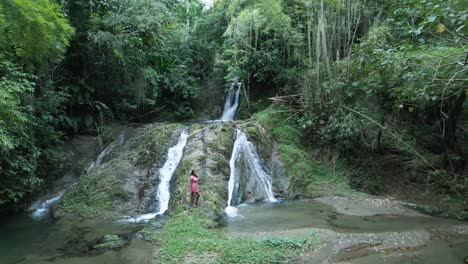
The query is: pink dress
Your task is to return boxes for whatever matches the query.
[190,175,199,193]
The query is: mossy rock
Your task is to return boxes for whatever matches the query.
[58,159,132,218]
[56,123,185,219]
[170,123,235,220]
[93,234,126,250]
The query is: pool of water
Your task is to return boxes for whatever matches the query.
[331,238,468,264]
[0,213,151,264]
[223,199,464,234]
[224,199,468,264]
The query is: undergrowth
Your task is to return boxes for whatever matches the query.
[156,209,319,263]
[253,106,351,194]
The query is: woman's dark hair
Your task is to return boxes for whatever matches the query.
[191,170,198,178]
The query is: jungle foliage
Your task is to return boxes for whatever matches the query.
[0,0,466,210]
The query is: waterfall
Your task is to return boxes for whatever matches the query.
[220,82,241,121]
[30,191,66,220]
[30,183,76,220]
[225,130,244,217]
[122,129,189,223]
[225,129,277,217]
[155,128,189,215]
[88,132,126,171]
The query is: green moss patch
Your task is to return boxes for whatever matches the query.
[253,106,351,194]
[59,159,131,218]
[58,123,184,218]
[157,209,319,264]
[135,123,184,166]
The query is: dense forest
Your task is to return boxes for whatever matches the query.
[0,0,466,214]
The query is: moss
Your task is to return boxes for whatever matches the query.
[245,125,261,142]
[157,210,319,264]
[59,159,131,217]
[209,123,235,157]
[210,153,227,174]
[237,94,250,119]
[93,234,126,250]
[253,106,351,194]
[202,190,224,217]
[58,123,185,218]
[135,123,184,166]
[175,159,193,182]
[170,159,193,209]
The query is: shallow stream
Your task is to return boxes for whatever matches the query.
[223,199,462,233]
[2,199,467,263]
[223,199,468,264]
[0,214,151,264]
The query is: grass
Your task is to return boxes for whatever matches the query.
[135,123,184,166]
[156,209,319,264]
[253,106,351,194]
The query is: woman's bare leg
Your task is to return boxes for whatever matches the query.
[195,192,200,206]
[190,192,194,206]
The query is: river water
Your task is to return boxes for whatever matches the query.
[223,199,468,264]
[223,199,463,233]
[0,214,150,264]
[1,199,467,263]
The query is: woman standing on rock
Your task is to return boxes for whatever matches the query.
[190,170,200,206]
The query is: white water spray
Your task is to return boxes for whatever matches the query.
[220,82,241,121]
[30,191,66,220]
[226,130,243,217]
[123,129,189,223]
[225,129,277,217]
[30,183,76,220]
[88,132,126,171]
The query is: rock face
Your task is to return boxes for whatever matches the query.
[171,122,291,218]
[56,121,291,220]
[55,123,185,219]
[171,123,235,218]
[241,122,291,201]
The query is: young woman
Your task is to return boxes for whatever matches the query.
[190,170,200,206]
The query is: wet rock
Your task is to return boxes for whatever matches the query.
[55,123,185,219]
[401,202,468,220]
[242,123,291,199]
[56,120,292,221]
[93,234,126,250]
[171,123,235,219]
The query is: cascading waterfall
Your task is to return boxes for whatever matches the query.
[31,191,66,220]
[155,128,189,215]
[225,129,277,217]
[29,131,127,220]
[88,132,126,171]
[30,183,76,220]
[243,137,277,202]
[123,129,189,223]
[220,82,241,121]
[225,129,244,217]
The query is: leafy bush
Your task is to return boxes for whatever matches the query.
[0,60,41,206]
[255,106,351,193]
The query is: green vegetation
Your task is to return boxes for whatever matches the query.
[135,123,183,166]
[253,106,351,194]
[59,160,130,218]
[59,124,181,217]
[93,234,126,250]
[0,0,465,216]
[170,123,235,219]
[0,0,73,208]
[154,209,319,263]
